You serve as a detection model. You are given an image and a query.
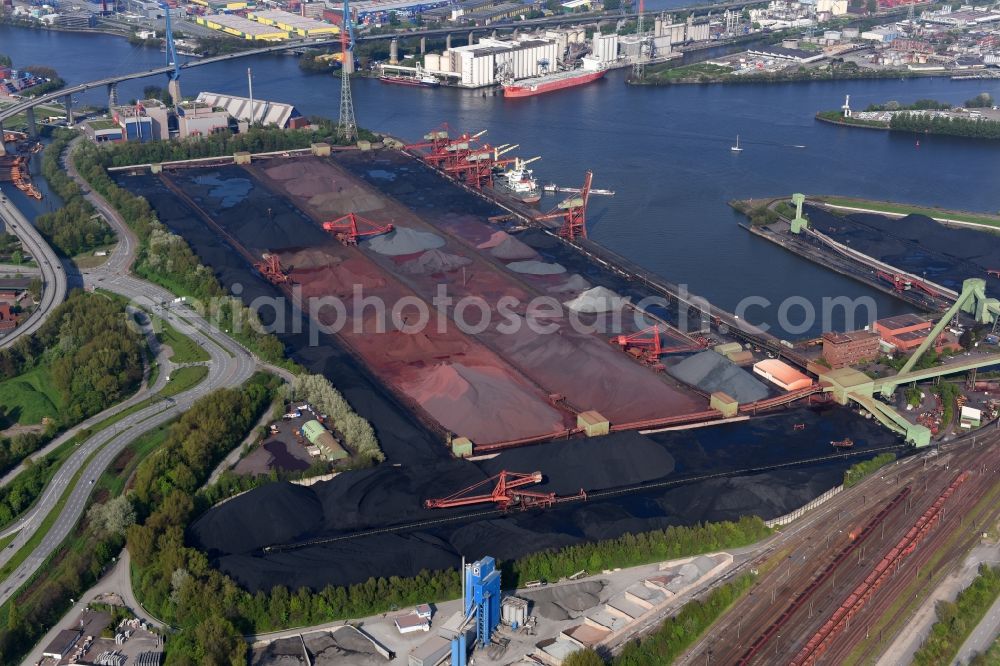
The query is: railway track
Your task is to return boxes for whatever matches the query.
[682,434,1000,665]
[816,460,1000,665]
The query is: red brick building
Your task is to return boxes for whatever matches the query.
[822,329,880,369]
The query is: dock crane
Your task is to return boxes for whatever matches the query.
[612,325,708,368]
[253,253,290,285]
[424,470,586,511]
[535,171,593,241]
[322,213,394,245]
[161,2,182,111]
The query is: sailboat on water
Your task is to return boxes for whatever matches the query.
[731,135,743,152]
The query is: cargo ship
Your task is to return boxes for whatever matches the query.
[493,157,542,204]
[378,65,440,88]
[503,59,606,98]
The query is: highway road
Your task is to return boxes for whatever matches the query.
[0,141,275,608]
[0,191,67,349]
[0,310,170,537]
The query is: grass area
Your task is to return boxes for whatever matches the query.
[96,424,169,498]
[0,365,64,425]
[645,62,733,82]
[841,477,1000,665]
[155,316,210,364]
[162,365,209,398]
[71,249,112,270]
[0,532,14,551]
[817,196,1000,229]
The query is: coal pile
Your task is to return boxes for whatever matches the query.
[807,206,1000,292]
[667,351,770,403]
[192,407,899,592]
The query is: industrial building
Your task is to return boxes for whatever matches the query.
[960,406,982,429]
[189,0,252,10]
[175,101,232,137]
[195,14,290,40]
[874,314,936,352]
[822,329,880,369]
[301,419,348,461]
[752,359,814,391]
[195,92,304,128]
[247,9,339,36]
[336,0,450,25]
[424,37,560,87]
[745,45,826,63]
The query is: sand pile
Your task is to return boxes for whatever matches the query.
[483,234,538,261]
[400,249,472,275]
[564,286,626,314]
[507,260,567,275]
[307,627,385,666]
[548,274,591,294]
[251,636,307,666]
[668,351,769,403]
[368,227,445,256]
[402,362,565,442]
[523,581,604,621]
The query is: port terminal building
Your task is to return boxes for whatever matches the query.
[423,37,560,87]
[875,314,961,354]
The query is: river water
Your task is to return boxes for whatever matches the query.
[3,24,1000,337]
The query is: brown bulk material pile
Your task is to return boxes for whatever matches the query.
[292,256,387,299]
[484,317,706,423]
[401,362,566,443]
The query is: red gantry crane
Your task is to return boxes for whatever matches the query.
[322,213,395,245]
[254,252,290,285]
[536,171,593,241]
[612,325,708,369]
[424,470,586,511]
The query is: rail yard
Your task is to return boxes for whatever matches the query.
[683,432,1000,665]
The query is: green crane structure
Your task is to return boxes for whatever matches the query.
[879,278,999,399]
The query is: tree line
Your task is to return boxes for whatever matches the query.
[890,113,1000,141]
[34,130,115,257]
[843,452,896,487]
[913,564,1000,665]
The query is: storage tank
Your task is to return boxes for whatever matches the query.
[424,53,441,71]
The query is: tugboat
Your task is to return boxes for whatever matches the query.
[492,157,542,204]
[831,438,854,449]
